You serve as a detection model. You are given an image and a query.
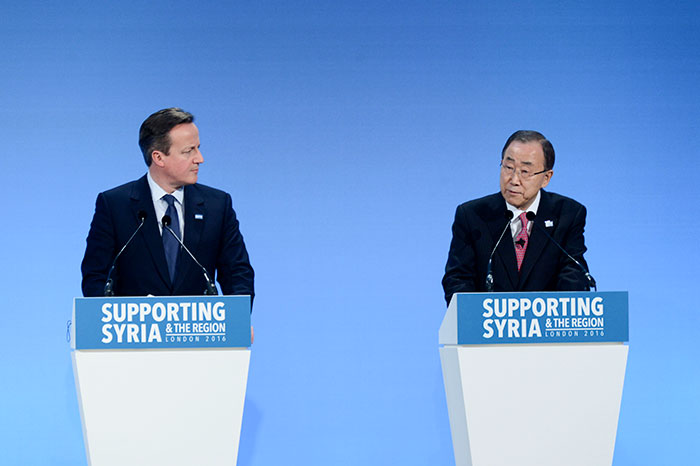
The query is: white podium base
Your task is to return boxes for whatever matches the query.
[72,348,250,466]
[440,344,628,466]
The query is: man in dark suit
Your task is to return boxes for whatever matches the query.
[81,108,254,299]
[442,130,589,305]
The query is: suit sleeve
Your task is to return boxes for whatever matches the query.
[556,203,590,291]
[81,193,117,297]
[215,193,255,304]
[442,204,477,305]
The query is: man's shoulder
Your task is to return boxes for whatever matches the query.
[457,192,503,214]
[459,192,502,207]
[99,176,147,199]
[542,190,586,212]
[451,193,505,228]
[186,182,231,202]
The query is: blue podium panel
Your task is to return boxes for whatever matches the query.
[72,295,251,349]
[440,291,628,345]
[439,292,630,466]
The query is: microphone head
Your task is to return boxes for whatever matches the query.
[504,210,514,220]
[137,210,147,221]
[162,215,172,227]
[526,211,536,221]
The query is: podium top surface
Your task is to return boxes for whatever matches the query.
[439,291,629,345]
[71,295,251,350]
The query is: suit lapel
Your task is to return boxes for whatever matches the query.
[130,176,172,289]
[518,190,550,288]
[172,185,206,292]
[485,194,518,290]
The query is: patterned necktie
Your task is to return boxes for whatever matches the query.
[162,194,181,281]
[514,212,529,271]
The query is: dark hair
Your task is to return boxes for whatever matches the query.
[138,108,195,166]
[501,130,555,171]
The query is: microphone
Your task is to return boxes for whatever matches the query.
[525,211,597,291]
[104,210,147,296]
[161,215,218,295]
[486,210,514,292]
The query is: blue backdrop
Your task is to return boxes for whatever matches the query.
[1,1,698,464]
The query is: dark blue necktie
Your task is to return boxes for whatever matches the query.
[162,194,181,282]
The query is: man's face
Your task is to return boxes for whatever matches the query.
[499,140,553,211]
[152,123,203,191]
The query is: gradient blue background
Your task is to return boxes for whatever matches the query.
[1,1,698,464]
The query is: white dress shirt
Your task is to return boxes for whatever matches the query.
[506,190,541,242]
[147,171,185,239]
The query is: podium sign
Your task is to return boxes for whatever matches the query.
[71,296,252,466]
[72,295,251,349]
[440,292,629,466]
[440,291,628,345]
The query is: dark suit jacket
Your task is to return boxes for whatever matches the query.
[81,175,254,299]
[442,190,589,304]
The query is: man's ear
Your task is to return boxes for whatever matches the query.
[541,170,553,188]
[151,150,167,167]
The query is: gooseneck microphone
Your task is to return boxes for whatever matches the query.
[104,210,147,296]
[525,211,597,291]
[161,215,218,295]
[486,210,515,292]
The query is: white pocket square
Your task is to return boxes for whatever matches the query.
[544,220,554,228]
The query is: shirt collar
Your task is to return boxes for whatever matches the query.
[506,190,541,222]
[147,171,184,205]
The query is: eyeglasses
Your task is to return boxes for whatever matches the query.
[500,162,549,180]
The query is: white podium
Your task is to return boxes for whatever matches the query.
[70,296,251,466]
[439,292,629,466]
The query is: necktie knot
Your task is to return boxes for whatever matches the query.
[519,212,528,229]
[163,194,177,208]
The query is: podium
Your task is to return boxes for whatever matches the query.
[70,296,252,466]
[439,292,629,466]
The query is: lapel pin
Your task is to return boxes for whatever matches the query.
[194,214,204,220]
[544,220,554,228]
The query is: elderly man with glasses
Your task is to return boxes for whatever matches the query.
[442,130,591,305]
